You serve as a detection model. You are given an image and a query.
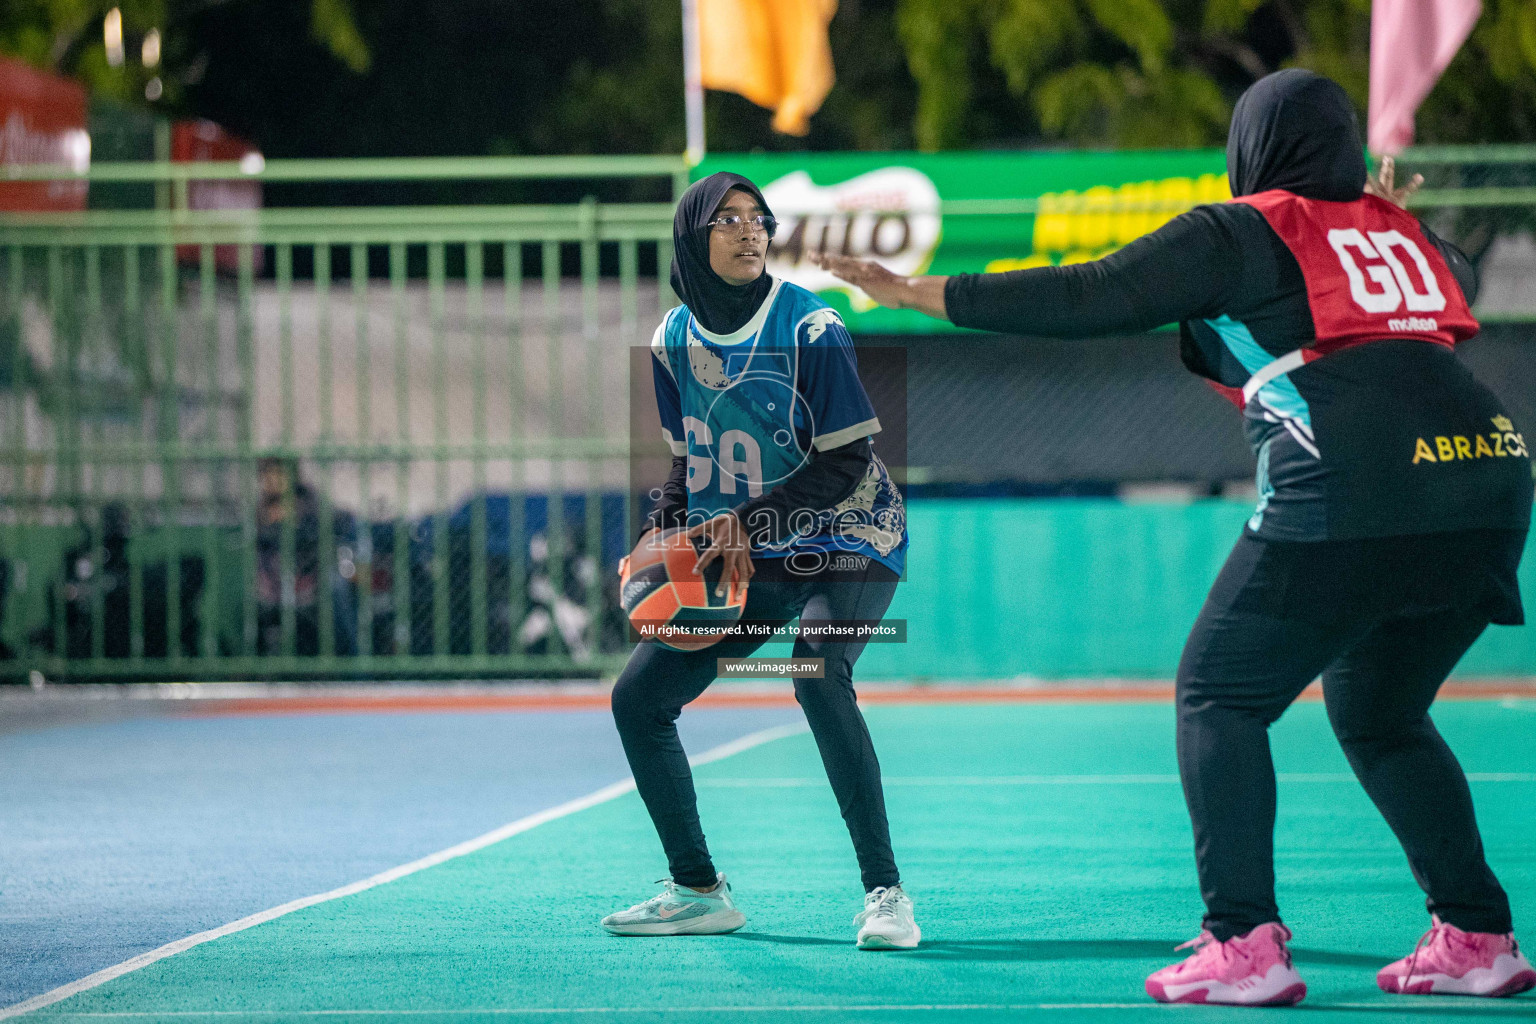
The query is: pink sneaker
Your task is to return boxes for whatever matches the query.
[1378,918,1536,997]
[1146,922,1307,1006]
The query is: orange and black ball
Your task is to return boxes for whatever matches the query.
[619,527,748,652]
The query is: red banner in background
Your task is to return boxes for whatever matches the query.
[173,118,264,272]
[0,56,89,211]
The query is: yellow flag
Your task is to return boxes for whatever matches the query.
[698,0,837,136]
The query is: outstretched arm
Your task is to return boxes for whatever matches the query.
[818,206,1245,338]
[813,254,951,320]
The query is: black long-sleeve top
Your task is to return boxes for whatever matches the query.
[947,204,1478,343]
[944,202,1530,544]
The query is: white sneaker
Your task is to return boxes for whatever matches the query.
[855,884,920,949]
[600,874,746,936]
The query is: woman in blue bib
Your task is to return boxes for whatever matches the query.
[601,173,918,950]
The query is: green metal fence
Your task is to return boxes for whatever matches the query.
[1,147,1531,682]
[0,156,684,680]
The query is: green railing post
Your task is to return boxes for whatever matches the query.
[317,241,336,662]
[276,243,297,661]
[3,246,24,674]
[159,242,182,666]
[504,241,525,655]
[86,245,107,663]
[124,245,145,663]
[541,239,564,654]
[237,242,258,658]
[4,247,21,460]
[390,241,410,657]
[46,244,68,667]
[468,241,488,659]
[619,238,639,551]
[200,243,220,661]
[580,198,603,660]
[428,241,449,660]
[352,242,373,660]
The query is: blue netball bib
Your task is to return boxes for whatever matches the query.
[651,278,907,576]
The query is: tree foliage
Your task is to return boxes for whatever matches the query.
[895,0,1536,150]
[0,0,368,110]
[1,0,1529,158]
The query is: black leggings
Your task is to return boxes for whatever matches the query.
[611,558,901,892]
[1178,530,1524,941]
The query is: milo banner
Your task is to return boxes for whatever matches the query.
[694,151,1230,333]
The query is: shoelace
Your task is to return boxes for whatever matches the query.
[1174,931,1216,953]
[1403,921,1443,984]
[1403,918,1481,982]
[640,878,711,911]
[637,879,680,911]
[855,886,904,925]
[1174,930,1249,969]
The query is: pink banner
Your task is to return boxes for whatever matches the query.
[1368,0,1481,154]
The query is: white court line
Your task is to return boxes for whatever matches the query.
[697,775,1183,787]
[6,1006,1175,1017]
[0,721,810,1023]
[28,1000,1529,1017]
[697,772,1536,787]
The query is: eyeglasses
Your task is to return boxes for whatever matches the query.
[707,213,777,236]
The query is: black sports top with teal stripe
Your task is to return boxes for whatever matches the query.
[944,201,1531,544]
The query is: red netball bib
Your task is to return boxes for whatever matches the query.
[1232,190,1478,356]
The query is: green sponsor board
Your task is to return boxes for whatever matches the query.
[695,150,1231,332]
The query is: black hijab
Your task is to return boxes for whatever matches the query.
[671,172,774,335]
[1227,69,1366,202]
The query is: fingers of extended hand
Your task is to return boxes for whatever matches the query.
[1368,158,1422,208]
[694,543,719,574]
[815,254,846,278]
[719,549,750,598]
[691,514,732,571]
[817,253,874,283]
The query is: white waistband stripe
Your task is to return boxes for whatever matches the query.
[1241,349,1309,405]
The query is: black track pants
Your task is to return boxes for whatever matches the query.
[1177,530,1523,941]
[611,559,900,892]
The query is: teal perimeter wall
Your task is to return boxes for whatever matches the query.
[4,498,1528,680]
[856,499,1536,680]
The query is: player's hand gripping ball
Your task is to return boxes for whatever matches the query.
[619,527,748,651]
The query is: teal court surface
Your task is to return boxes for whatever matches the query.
[5,693,1536,1023]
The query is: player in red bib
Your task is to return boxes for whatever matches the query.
[821,69,1533,1005]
